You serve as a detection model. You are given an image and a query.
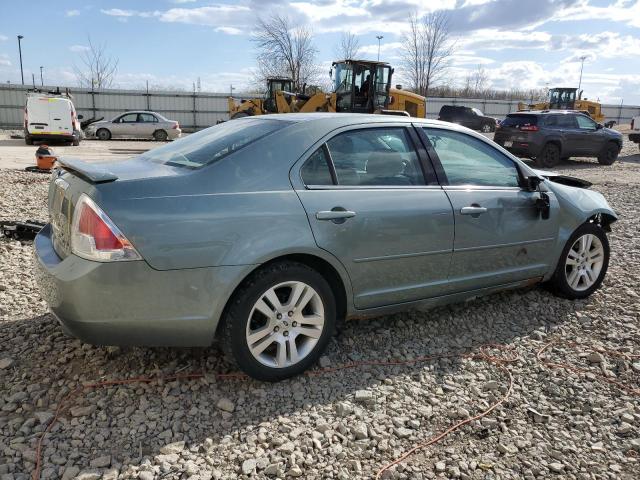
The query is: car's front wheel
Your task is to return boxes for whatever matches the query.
[96,128,111,141]
[481,123,493,133]
[547,222,610,299]
[221,261,336,381]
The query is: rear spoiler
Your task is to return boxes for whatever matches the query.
[57,157,118,183]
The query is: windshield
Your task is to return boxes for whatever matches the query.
[139,118,287,169]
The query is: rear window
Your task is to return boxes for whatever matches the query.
[139,118,287,169]
[501,114,538,128]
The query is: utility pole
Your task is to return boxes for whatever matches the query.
[39,66,43,86]
[230,84,235,97]
[376,35,384,62]
[17,35,24,85]
[578,55,587,93]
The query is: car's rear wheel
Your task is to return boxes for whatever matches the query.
[153,130,168,142]
[220,261,336,381]
[96,128,111,141]
[546,223,609,299]
[481,123,493,133]
[598,141,619,165]
[536,143,560,168]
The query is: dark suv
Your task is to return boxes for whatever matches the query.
[494,111,623,167]
[438,105,498,132]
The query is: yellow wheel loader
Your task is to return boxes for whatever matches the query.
[518,87,608,124]
[228,60,426,119]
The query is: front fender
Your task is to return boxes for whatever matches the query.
[544,180,617,279]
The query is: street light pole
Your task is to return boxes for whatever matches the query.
[376,35,384,62]
[578,55,587,93]
[40,66,43,86]
[17,35,24,85]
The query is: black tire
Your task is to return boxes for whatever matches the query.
[480,123,493,133]
[546,222,610,299]
[72,136,80,146]
[96,128,111,141]
[231,112,250,120]
[25,136,34,145]
[153,130,168,142]
[536,143,561,168]
[598,141,619,165]
[220,261,336,381]
[561,157,570,162]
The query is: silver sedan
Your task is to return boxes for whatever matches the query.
[85,111,181,141]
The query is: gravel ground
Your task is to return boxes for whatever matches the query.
[1,137,639,480]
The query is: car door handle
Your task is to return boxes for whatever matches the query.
[316,210,356,221]
[460,206,487,215]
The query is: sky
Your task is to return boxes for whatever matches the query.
[0,0,639,104]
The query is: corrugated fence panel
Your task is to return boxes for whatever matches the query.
[1,84,639,130]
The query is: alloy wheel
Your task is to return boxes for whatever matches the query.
[245,281,325,368]
[565,233,605,291]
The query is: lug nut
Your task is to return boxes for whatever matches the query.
[273,326,279,332]
[292,321,297,327]
[288,311,293,317]
[283,331,289,337]
[276,313,282,320]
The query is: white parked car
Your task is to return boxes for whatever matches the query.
[85,111,181,141]
[24,91,82,145]
[630,115,640,151]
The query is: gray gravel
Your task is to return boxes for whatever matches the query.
[1,138,639,480]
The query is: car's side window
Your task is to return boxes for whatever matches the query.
[300,147,334,186]
[326,128,425,186]
[139,113,158,123]
[423,128,520,188]
[120,113,138,123]
[576,115,596,130]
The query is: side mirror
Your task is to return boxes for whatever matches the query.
[522,174,542,192]
[596,123,603,130]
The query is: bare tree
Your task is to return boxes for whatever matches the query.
[253,14,319,91]
[334,32,361,60]
[463,65,489,97]
[400,11,455,97]
[73,37,118,89]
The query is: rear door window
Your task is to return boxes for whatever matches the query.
[326,128,425,186]
[139,113,158,123]
[300,148,334,186]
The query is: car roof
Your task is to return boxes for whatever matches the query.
[508,110,578,116]
[255,112,449,127]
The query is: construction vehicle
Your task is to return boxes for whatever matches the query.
[518,87,607,124]
[228,59,426,119]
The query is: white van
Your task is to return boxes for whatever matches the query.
[24,91,82,145]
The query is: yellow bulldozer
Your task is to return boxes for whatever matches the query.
[518,87,607,124]
[228,59,426,119]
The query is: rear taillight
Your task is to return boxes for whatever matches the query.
[24,107,28,129]
[172,122,179,129]
[520,125,539,132]
[71,194,141,262]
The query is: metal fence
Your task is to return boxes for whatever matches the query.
[1,83,638,130]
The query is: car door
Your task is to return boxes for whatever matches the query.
[419,127,560,293]
[574,114,606,154]
[138,113,158,138]
[111,113,138,138]
[292,125,454,310]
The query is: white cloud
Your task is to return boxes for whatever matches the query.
[100,8,157,19]
[552,0,640,29]
[0,54,11,67]
[158,5,251,28]
[69,45,90,53]
[66,9,80,17]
